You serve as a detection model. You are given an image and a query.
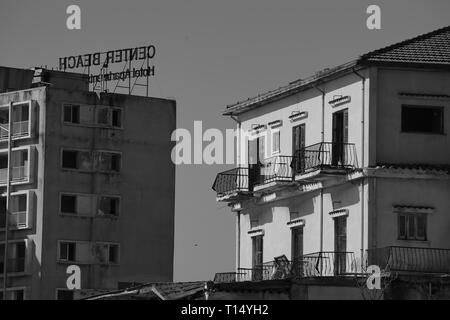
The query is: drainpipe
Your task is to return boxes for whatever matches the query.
[353,68,366,268]
[313,85,325,253]
[229,115,242,271]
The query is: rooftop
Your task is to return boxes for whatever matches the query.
[225,25,450,116]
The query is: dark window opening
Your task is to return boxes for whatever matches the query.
[61,195,76,214]
[63,105,80,124]
[59,242,76,261]
[402,105,443,134]
[112,109,122,128]
[108,245,119,264]
[56,289,74,300]
[62,150,78,169]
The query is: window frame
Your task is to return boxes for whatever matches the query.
[63,104,81,124]
[96,242,120,265]
[401,104,444,134]
[97,195,121,218]
[58,241,77,262]
[271,129,281,155]
[398,212,428,241]
[97,151,122,173]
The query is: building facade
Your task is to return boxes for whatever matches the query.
[212,26,450,298]
[0,66,176,299]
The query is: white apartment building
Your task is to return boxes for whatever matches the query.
[212,25,450,288]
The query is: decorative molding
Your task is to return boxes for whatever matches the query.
[268,120,283,128]
[248,229,264,237]
[329,95,351,107]
[393,205,435,215]
[289,111,308,122]
[398,92,450,101]
[329,208,349,218]
[287,218,305,227]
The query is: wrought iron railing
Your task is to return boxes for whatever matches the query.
[212,167,249,196]
[254,155,293,186]
[366,246,450,274]
[213,252,358,283]
[292,142,358,175]
[302,252,358,276]
[0,166,28,184]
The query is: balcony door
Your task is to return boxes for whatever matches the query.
[332,109,348,167]
[252,235,263,281]
[248,136,265,190]
[291,226,304,277]
[334,216,347,275]
[292,124,305,173]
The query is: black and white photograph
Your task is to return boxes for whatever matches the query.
[0,0,450,309]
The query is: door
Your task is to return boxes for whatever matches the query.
[248,136,265,189]
[292,124,305,173]
[334,216,347,275]
[252,235,264,281]
[291,226,304,277]
[332,109,348,166]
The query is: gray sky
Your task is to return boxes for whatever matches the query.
[1,0,449,281]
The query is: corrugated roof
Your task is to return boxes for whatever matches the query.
[225,25,450,116]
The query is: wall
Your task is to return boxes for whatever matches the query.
[376,67,450,165]
[38,88,176,299]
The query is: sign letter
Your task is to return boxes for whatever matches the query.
[366,5,381,30]
[66,5,81,30]
[366,265,381,290]
[66,265,81,290]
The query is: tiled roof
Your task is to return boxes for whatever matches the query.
[360,26,450,65]
[225,25,450,116]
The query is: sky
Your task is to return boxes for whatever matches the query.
[0,0,449,281]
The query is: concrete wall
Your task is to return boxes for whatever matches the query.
[374,177,450,249]
[375,68,450,165]
[40,88,176,299]
[0,86,47,300]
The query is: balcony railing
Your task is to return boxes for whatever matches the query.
[0,257,26,274]
[214,252,358,283]
[0,166,28,184]
[0,121,30,140]
[366,246,450,274]
[212,167,249,196]
[292,142,358,175]
[0,211,27,229]
[252,155,293,186]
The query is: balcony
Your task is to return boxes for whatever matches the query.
[292,142,358,181]
[366,246,450,274]
[213,252,358,283]
[0,166,28,184]
[252,155,294,192]
[0,121,30,140]
[212,167,251,201]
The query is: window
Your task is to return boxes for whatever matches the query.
[56,289,74,300]
[272,130,280,155]
[98,196,120,217]
[63,104,80,124]
[0,288,25,300]
[98,152,121,172]
[62,150,92,171]
[96,107,123,128]
[402,105,443,134]
[62,150,78,169]
[59,242,76,262]
[96,243,120,264]
[398,213,427,241]
[61,195,77,214]
[112,109,122,128]
[0,242,26,273]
